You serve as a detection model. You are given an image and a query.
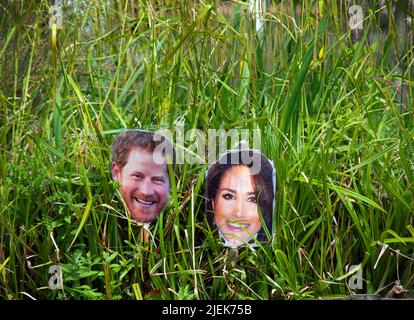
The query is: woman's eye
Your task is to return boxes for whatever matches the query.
[248,196,257,203]
[222,193,234,200]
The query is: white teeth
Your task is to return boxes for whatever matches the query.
[134,198,155,205]
[228,222,248,229]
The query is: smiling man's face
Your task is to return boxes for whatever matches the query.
[112,147,170,223]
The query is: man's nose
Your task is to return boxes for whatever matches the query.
[140,179,155,196]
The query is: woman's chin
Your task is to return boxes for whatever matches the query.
[223,232,249,247]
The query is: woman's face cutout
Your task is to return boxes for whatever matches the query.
[212,165,262,247]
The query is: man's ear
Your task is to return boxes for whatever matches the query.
[112,162,120,181]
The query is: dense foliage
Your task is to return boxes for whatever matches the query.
[0,0,413,300]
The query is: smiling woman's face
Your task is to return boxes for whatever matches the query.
[212,165,262,247]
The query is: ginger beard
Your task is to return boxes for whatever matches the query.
[112,147,170,223]
[212,165,262,247]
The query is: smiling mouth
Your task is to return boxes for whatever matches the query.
[134,197,157,206]
[227,222,249,230]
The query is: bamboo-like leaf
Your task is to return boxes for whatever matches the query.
[68,198,93,251]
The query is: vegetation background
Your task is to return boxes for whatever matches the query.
[0,0,413,300]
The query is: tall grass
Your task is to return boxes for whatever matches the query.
[0,0,413,300]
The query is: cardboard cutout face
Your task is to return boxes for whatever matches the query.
[206,150,276,248]
[111,130,172,224]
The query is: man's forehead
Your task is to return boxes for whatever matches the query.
[127,147,157,160]
[126,148,168,172]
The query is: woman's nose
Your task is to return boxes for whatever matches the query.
[232,199,244,218]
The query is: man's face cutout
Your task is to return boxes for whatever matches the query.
[112,147,170,224]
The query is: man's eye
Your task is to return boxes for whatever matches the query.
[132,174,143,180]
[222,193,234,200]
[152,178,165,184]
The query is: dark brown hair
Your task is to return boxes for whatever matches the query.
[206,150,275,244]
